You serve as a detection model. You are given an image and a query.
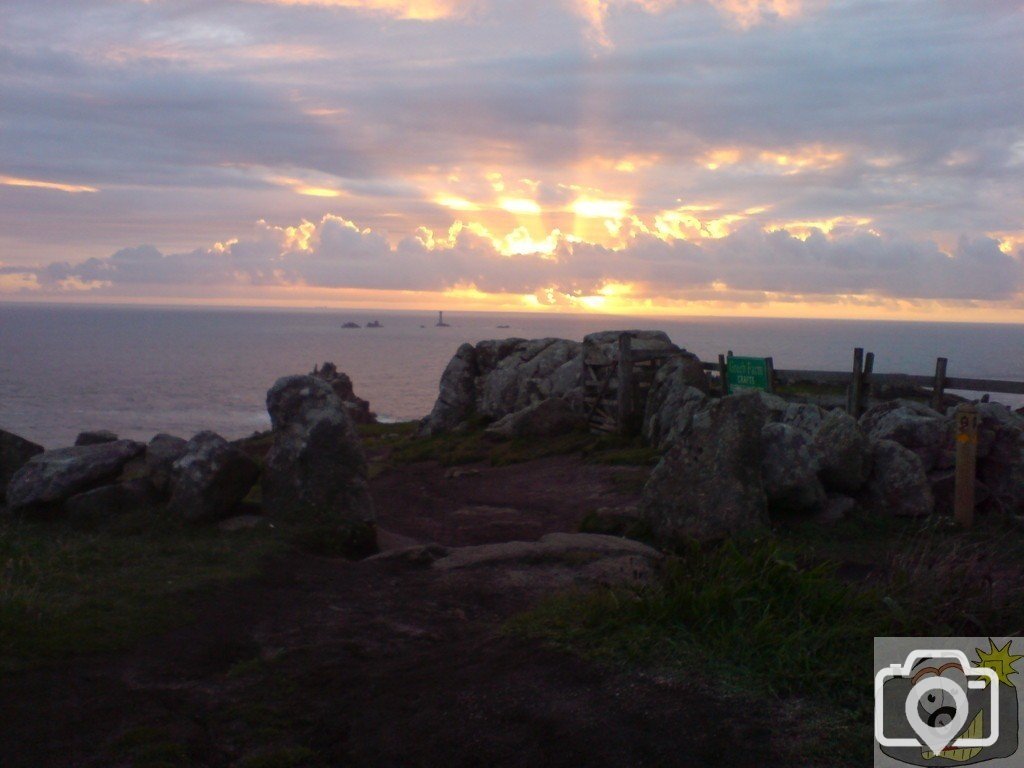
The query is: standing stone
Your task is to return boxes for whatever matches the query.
[813,410,872,493]
[860,439,934,517]
[641,392,769,542]
[6,440,145,514]
[74,430,119,447]
[168,432,259,523]
[761,422,826,513]
[0,428,44,502]
[262,376,375,550]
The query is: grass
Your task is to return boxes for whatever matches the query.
[0,511,319,673]
[381,421,662,468]
[510,514,1024,765]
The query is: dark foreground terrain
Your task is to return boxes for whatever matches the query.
[3,426,1023,767]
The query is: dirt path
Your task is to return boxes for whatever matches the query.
[1,457,802,767]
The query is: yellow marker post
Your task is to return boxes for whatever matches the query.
[954,403,979,528]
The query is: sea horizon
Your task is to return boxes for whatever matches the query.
[2,302,1022,449]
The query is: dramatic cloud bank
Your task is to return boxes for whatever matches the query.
[4,214,1020,316]
[1,0,1022,318]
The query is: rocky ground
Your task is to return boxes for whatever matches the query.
[0,451,818,768]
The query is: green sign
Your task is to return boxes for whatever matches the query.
[726,356,772,393]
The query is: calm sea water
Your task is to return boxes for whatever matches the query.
[1,304,1022,448]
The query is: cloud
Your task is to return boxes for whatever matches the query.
[3,214,1021,308]
[1,0,1022,317]
[243,0,470,20]
[0,175,98,194]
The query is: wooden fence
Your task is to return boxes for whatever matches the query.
[582,333,1023,434]
[705,347,1024,418]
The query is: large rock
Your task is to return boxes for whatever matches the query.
[813,409,872,493]
[312,362,376,425]
[641,392,769,542]
[761,422,826,513]
[145,433,189,494]
[262,376,375,544]
[642,355,709,449]
[0,428,44,502]
[168,432,259,523]
[65,479,160,527]
[74,430,118,447]
[6,440,145,514]
[422,343,478,435]
[475,338,581,418]
[860,439,934,517]
[754,392,825,436]
[485,397,586,439]
[859,400,947,471]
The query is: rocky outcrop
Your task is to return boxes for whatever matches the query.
[485,397,586,439]
[145,433,189,494]
[0,428,44,502]
[761,422,826,513]
[641,354,709,449]
[422,330,691,436]
[860,439,934,517]
[813,410,872,493]
[6,440,145,514]
[262,376,375,548]
[312,362,376,425]
[641,392,769,542]
[422,337,581,434]
[475,338,581,419]
[167,431,259,523]
[74,430,119,447]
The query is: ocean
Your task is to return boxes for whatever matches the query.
[1,303,1022,448]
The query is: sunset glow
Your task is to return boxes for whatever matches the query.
[0,0,1021,322]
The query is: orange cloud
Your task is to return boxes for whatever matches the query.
[246,0,468,20]
[572,0,815,46]
[0,175,98,194]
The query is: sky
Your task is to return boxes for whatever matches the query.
[1,0,1023,320]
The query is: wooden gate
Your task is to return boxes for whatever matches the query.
[580,333,675,435]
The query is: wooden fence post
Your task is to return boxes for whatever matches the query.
[954,403,979,529]
[765,357,776,394]
[847,347,864,415]
[718,354,729,395]
[857,351,874,418]
[932,357,948,412]
[617,333,634,434]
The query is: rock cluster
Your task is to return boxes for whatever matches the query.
[641,391,1023,543]
[1,366,377,552]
